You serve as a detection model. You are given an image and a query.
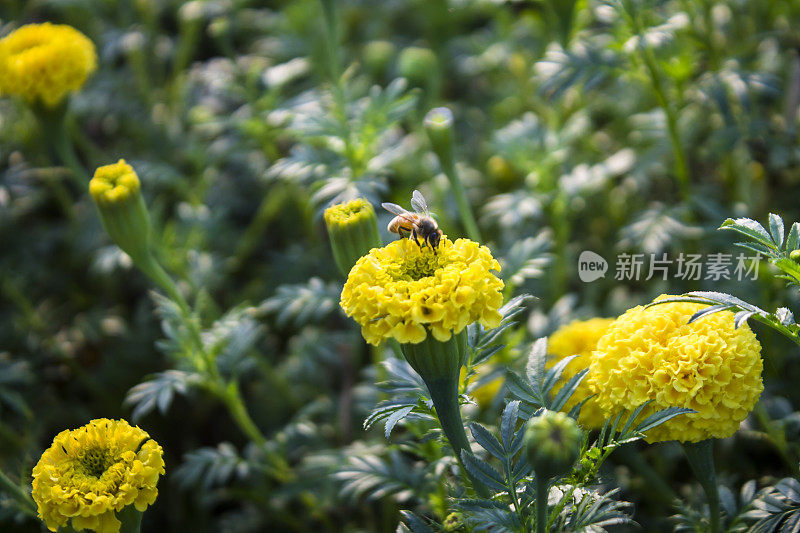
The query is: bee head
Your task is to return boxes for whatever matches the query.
[428,229,442,249]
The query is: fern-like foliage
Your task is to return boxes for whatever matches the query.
[742,478,800,532]
[363,357,435,439]
[550,486,634,532]
[175,442,256,490]
[125,370,202,421]
[256,277,341,329]
[335,450,432,505]
[504,337,591,417]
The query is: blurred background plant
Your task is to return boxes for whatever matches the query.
[2,0,800,531]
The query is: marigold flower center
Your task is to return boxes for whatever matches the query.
[78,447,113,478]
[387,253,440,281]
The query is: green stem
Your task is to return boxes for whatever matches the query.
[505,459,524,528]
[550,191,569,300]
[536,476,549,533]
[440,155,481,242]
[137,253,192,317]
[32,102,88,189]
[220,383,292,481]
[0,468,37,517]
[319,0,343,82]
[222,383,267,447]
[624,2,690,202]
[683,440,720,533]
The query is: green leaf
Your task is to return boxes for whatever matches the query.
[769,213,785,248]
[399,511,435,533]
[525,338,548,391]
[720,218,775,248]
[470,423,505,461]
[542,354,580,395]
[506,370,544,408]
[634,406,693,433]
[125,370,201,421]
[551,368,589,412]
[384,406,415,439]
[500,401,520,451]
[460,451,507,492]
[787,223,800,252]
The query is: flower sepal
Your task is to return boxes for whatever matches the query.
[399,330,490,497]
[117,505,144,533]
[324,198,382,277]
[90,160,152,266]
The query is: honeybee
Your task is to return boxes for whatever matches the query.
[382,190,443,252]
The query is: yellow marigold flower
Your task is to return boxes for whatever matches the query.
[32,418,165,533]
[589,295,763,443]
[324,199,382,276]
[548,318,615,429]
[90,159,141,206]
[0,23,97,107]
[340,237,504,345]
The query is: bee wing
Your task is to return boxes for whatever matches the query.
[382,202,412,217]
[382,202,419,227]
[410,190,429,215]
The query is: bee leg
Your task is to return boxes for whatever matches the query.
[412,229,421,247]
[429,235,437,254]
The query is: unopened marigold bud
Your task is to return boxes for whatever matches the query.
[524,410,582,481]
[397,46,438,87]
[443,512,465,532]
[791,249,800,263]
[90,159,152,264]
[324,198,382,277]
[424,107,455,167]
[363,40,395,78]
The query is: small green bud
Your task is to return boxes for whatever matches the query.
[324,198,382,277]
[90,159,152,265]
[362,40,395,78]
[790,249,800,263]
[397,46,438,86]
[523,410,583,481]
[424,107,455,167]
[443,512,465,532]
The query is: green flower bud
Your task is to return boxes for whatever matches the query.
[524,410,582,481]
[443,512,465,532]
[790,249,800,263]
[397,46,438,86]
[89,159,152,265]
[362,40,396,78]
[324,198,382,277]
[424,107,455,168]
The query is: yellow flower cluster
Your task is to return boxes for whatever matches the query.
[341,237,504,345]
[324,198,375,229]
[547,318,615,429]
[0,23,97,107]
[32,419,165,533]
[588,296,763,442]
[90,159,141,206]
